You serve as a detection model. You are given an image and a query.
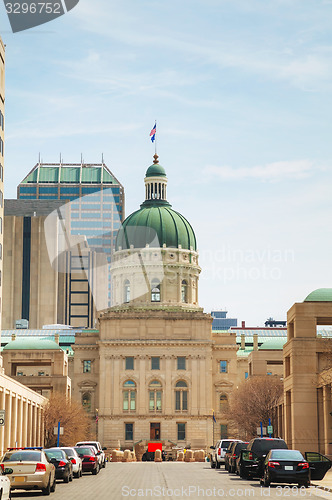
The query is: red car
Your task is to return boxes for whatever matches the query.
[74,446,99,475]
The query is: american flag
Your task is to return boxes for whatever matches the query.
[150,122,156,143]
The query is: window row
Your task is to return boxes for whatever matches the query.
[124,279,189,303]
[123,379,188,412]
[0,110,3,131]
[0,137,3,156]
[82,356,187,374]
[124,422,186,442]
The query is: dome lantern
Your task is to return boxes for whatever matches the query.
[144,154,168,204]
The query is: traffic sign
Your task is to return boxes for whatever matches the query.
[267,425,273,434]
[0,410,5,426]
[53,426,63,435]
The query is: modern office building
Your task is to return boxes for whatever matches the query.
[0,37,4,332]
[0,35,46,455]
[3,199,108,329]
[17,161,125,305]
[211,310,237,330]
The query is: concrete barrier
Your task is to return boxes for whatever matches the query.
[194,450,205,462]
[111,450,124,462]
[184,450,195,462]
[122,449,132,462]
[177,451,184,461]
[154,449,162,462]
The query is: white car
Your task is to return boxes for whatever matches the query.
[60,447,82,478]
[210,439,241,469]
[75,441,106,469]
[0,468,11,500]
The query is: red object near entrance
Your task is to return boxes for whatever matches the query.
[148,442,162,453]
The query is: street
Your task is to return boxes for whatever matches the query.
[9,463,332,500]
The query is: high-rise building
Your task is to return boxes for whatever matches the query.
[211,310,237,330]
[17,161,124,305]
[0,38,4,331]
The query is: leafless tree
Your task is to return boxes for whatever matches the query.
[226,376,283,440]
[43,392,92,448]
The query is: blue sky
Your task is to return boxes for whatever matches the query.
[1,0,332,325]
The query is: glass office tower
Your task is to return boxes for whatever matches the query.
[17,162,124,306]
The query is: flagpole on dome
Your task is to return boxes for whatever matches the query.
[155,119,157,156]
[150,120,158,162]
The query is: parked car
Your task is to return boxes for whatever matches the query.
[44,448,73,483]
[210,439,236,469]
[229,441,248,473]
[0,447,56,495]
[260,449,332,487]
[224,441,242,471]
[75,441,106,469]
[0,466,12,500]
[60,447,82,478]
[74,446,99,475]
[239,437,288,479]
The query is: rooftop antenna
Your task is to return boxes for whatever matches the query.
[81,153,83,165]
[101,153,104,165]
[38,152,41,165]
[60,153,62,165]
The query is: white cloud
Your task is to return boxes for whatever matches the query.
[203,160,320,182]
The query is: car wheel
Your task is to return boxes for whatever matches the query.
[74,471,80,478]
[210,460,216,469]
[103,460,106,468]
[80,468,83,477]
[216,462,221,469]
[50,477,56,492]
[42,479,51,496]
[263,470,271,487]
[69,472,73,482]
[64,472,70,483]
[298,481,310,488]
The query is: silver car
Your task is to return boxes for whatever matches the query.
[60,447,82,478]
[1,448,56,495]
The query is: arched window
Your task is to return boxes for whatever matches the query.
[82,392,91,412]
[220,394,228,412]
[175,380,188,411]
[149,380,162,412]
[181,280,188,303]
[123,380,136,412]
[151,278,161,302]
[124,280,130,303]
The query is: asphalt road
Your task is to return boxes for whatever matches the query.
[9,462,332,500]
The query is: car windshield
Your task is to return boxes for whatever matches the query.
[2,451,41,462]
[75,447,93,456]
[270,450,304,461]
[77,443,98,452]
[61,448,75,457]
[221,440,232,449]
[45,450,65,460]
[253,440,288,454]
[235,443,248,452]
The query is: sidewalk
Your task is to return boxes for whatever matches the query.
[312,468,332,493]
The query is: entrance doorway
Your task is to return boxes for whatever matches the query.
[150,422,161,440]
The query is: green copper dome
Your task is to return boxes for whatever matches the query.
[145,163,166,177]
[304,288,332,302]
[116,205,196,251]
[3,338,62,351]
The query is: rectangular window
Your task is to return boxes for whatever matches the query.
[220,424,228,439]
[123,391,129,411]
[177,423,186,441]
[151,357,160,370]
[83,360,91,373]
[182,391,188,411]
[175,391,181,411]
[125,423,133,441]
[177,357,186,370]
[220,360,227,373]
[125,357,134,370]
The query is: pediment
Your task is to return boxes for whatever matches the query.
[78,380,97,389]
[214,381,234,389]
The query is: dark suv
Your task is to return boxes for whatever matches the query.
[238,437,288,479]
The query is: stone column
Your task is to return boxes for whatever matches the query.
[199,357,206,414]
[104,357,111,412]
[27,401,33,446]
[4,391,12,451]
[10,393,18,447]
[0,389,5,456]
[165,356,172,413]
[191,357,198,415]
[322,384,332,455]
[113,358,120,413]
[17,397,23,448]
[22,399,28,447]
[138,356,146,414]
